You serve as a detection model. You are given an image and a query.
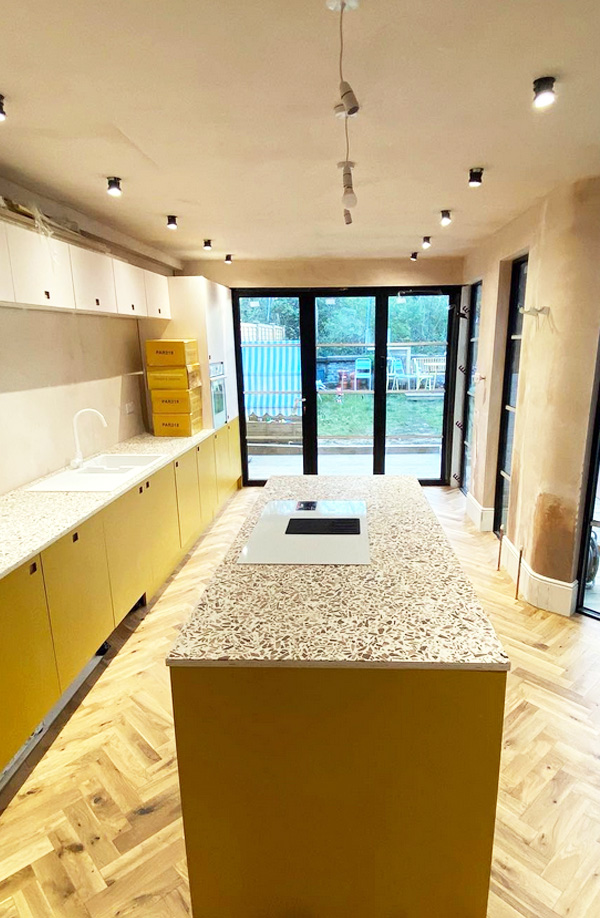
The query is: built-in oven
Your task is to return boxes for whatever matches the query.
[209,361,227,429]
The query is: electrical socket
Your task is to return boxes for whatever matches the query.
[125,402,136,415]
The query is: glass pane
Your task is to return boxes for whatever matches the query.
[239,297,303,479]
[385,294,449,478]
[316,296,375,475]
[507,338,521,406]
[463,443,472,493]
[471,282,482,340]
[503,409,516,475]
[498,475,510,531]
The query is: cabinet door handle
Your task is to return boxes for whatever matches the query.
[139,485,143,494]
[72,532,79,543]
[158,307,162,314]
[145,480,150,489]
[29,561,37,575]
[95,298,100,306]
[44,290,51,299]
[131,303,135,311]
[175,461,179,468]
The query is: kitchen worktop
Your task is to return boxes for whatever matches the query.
[167,475,510,671]
[0,429,215,579]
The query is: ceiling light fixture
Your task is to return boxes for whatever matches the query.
[468,167,484,187]
[166,215,177,230]
[533,75,556,109]
[203,239,212,250]
[224,254,233,265]
[422,236,432,249]
[344,208,353,225]
[340,80,360,116]
[0,95,6,122]
[410,252,418,262]
[106,176,122,197]
[339,161,357,208]
[440,210,452,226]
[328,0,361,223]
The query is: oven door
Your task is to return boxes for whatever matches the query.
[211,378,227,428]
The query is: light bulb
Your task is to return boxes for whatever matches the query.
[344,208,353,225]
[166,215,177,230]
[339,80,360,116]
[468,167,484,187]
[107,176,122,197]
[0,95,6,122]
[533,76,556,109]
[203,239,212,250]
[410,252,418,262]
[422,236,432,249]
[224,254,233,265]
[342,187,357,208]
[440,210,452,226]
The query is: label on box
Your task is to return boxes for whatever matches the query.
[145,339,199,367]
[147,363,202,390]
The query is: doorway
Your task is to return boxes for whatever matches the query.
[232,288,460,484]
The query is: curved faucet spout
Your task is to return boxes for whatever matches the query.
[71,408,108,469]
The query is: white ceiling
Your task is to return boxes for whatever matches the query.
[0,0,599,262]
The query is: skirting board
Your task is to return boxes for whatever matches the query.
[465,492,495,532]
[500,535,577,617]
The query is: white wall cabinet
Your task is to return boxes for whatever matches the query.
[144,270,171,319]
[113,259,148,316]
[0,222,15,303]
[6,223,75,310]
[70,245,117,314]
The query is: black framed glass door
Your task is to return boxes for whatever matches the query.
[233,287,459,484]
[461,282,482,493]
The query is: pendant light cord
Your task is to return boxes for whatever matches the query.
[339,3,345,82]
[344,114,350,163]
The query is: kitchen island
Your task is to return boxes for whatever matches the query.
[168,476,509,918]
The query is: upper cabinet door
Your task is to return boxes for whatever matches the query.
[6,223,75,309]
[144,270,171,319]
[70,245,117,314]
[113,259,148,316]
[0,223,15,303]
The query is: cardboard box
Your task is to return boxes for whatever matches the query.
[145,339,199,367]
[150,387,202,415]
[147,363,202,391]
[153,412,203,437]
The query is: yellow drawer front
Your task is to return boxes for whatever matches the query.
[0,558,60,769]
[145,338,199,367]
[147,363,202,390]
[151,387,202,415]
[153,412,203,437]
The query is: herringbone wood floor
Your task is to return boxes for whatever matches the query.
[1,486,600,917]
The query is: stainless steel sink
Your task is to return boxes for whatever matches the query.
[26,454,168,492]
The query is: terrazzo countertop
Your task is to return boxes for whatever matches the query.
[167,476,510,671]
[0,429,216,579]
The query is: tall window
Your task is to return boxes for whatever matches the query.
[494,258,527,533]
[462,282,482,494]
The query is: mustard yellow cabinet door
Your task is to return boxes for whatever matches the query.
[196,436,218,527]
[144,463,182,596]
[103,484,152,624]
[228,416,242,490]
[214,426,232,507]
[174,449,202,551]
[42,515,114,693]
[0,558,60,770]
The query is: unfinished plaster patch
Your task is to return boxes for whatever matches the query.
[530,493,576,582]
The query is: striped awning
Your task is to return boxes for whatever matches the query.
[241,341,302,418]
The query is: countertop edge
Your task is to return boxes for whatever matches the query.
[0,427,218,579]
[166,657,511,672]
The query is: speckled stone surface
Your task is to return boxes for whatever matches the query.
[0,429,215,579]
[167,476,510,671]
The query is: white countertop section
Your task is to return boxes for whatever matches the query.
[0,429,215,579]
[168,476,510,671]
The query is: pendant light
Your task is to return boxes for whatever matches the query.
[344,208,353,225]
[440,210,452,226]
[533,76,556,109]
[468,168,484,187]
[106,176,122,197]
[422,236,432,249]
[224,254,233,265]
[339,80,360,116]
[166,215,178,230]
[340,161,357,208]
[203,239,212,250]
[410,252,418,262]
[0,95,6,122]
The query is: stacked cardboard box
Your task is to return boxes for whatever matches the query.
[145,339,203,437]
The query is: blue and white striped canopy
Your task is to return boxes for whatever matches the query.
[241,341,302,418]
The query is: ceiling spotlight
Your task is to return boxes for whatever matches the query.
[326,0,359,9]
[166,215,177,230]
[224,254,233,265]
[440,210,452,226]
[339,81,360,116]
[203,239,212,250]
[533,75,556,109]
[106,176,122,197]
[0,95,6,122]
[422,236,432,249]
[344,208,353,225]
[468,168,484,187]
[340,162,357,208]
[410,252,418,262]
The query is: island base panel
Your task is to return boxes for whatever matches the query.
[171,666,506,918]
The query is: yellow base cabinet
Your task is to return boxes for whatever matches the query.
[0,558,60,770]
[144,463,182,597]
[103,484,153,624]
[228,416,242,490]
[42,515,115,693]
[214,426,232,506]
[174,449,202,551]
[196,436,218,526]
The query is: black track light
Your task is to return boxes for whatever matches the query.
[203,239,212,250]
[167,215,177,230]
[107,176,122,197]
[410,252,418,262]
[224,254,233,265]
[440,210,452,226]
[0,95,6,122]
[533,76,556,109]
[468,168,484,187]
[422,236,432,249]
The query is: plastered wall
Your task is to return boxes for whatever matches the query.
[464,176,600,583]
[0,306,146,494]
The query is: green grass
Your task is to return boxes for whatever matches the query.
[317,391,443,439]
